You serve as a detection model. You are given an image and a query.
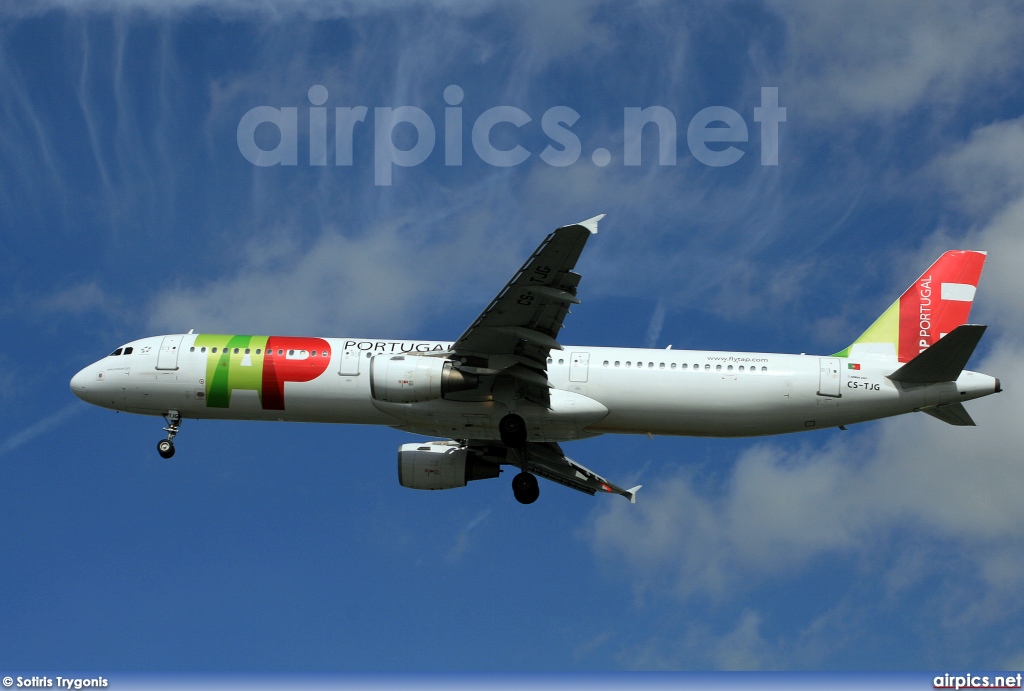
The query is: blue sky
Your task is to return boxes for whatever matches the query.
[3,0,1024,672]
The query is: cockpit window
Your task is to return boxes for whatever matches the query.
[123,347,133,355]
[110,348,123,356]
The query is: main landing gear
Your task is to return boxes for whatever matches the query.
[157,410,181,459]
[512,471,540,505]
[498,413,527,447]
[500,414,538,504]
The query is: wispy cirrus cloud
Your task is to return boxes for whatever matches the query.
[0,403,84,457]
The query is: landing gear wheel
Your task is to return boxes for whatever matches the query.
[157,410,181,459]
[512,471,540,505]
[499,413,528,447]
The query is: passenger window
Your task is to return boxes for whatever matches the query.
[727,365,733,371]
[681,363,687,369]
[761,366,767,372]
[280,350,285,355]
[558,359,564,365]
[671,363,676,369]
[234,348,239,354]
[256,349,261,354]
[603,361,609,367]
[659,362,665,369]
[716,365,722,371]
[322,351,328,358]
[288,350,295,356]
[201,347,207,353]
[704,364,710,370]
[190,347,195,352]
[212,348,217,353]
[245,349,251,355]
[626,361,631,367]
[739,365,744,371]
[614,361,620,367]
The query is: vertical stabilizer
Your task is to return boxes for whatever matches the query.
[834,250,987,362]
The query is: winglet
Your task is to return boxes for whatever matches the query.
[576,214,605,234]
[625,484,642,504]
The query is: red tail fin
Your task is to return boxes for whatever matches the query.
[836,250,987,362]
[897,251,986,362]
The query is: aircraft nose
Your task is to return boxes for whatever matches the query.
[70,366,93,400]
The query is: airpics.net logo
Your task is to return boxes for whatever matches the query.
[236,85,786,185]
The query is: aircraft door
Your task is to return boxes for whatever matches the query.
[569,352,590,383]
[339,347,361,376]
[817,357,842,397]
[156,335,183,370]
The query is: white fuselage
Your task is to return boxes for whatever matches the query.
[69,333,999,442]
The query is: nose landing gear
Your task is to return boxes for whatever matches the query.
[157,410,181,459]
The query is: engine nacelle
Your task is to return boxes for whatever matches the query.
[370,355,479,403]
[397,442,501,490]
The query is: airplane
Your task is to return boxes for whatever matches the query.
[70,215,1001,505]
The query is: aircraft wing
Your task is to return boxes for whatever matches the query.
[468,439,641,502]
[450,215,603,406]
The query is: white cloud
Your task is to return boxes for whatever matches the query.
[929,121,1024,338]
[34,282,113,315]
[0,282,123,324]
[929,118,1024,217]
[588,110,1024,666]
[446,508,491,563]
[615,609,779,670]
[588,345,1024,598]
[644,300,666,348]
[769,1,1024,120]
[147,215,508,336]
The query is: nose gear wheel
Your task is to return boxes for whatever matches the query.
[158,410,181,459]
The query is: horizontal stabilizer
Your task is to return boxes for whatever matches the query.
[888,324,987,384]
[921,402,976,426]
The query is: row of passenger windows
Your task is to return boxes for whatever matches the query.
[109,347,133,356]
[545,356,768,372]
[605,361,768,372]
[188,346,330,357]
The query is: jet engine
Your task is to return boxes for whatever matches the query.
[397,442,501,490]
[370,355,479,403]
